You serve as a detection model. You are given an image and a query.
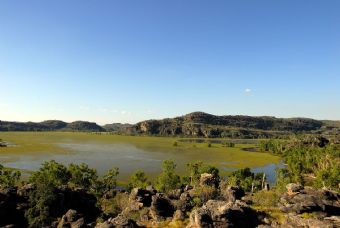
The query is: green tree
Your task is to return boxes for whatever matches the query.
[68,163,98,190]
[26,160,68,227]
[186,161,203,185]
[155,160,181,192]
[0,164,21,189]
[128,170,148,189]
[29,160,70,187]
[103,167,120,191]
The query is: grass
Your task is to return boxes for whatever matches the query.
[0,132,280,179]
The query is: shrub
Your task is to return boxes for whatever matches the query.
[103,167,120,191]
[155,160,181,193]
[128,170,149,189]
[29,160,70,187]
[252,190,280,207]
[68,163,98,190]
[0,165,21,189]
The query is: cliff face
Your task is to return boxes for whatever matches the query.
[130,112,323,138]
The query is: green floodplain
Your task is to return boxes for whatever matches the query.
[0,132,280,181]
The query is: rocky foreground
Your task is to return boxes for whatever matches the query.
[0,174,339,228]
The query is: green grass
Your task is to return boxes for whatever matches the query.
[0,132,280,179]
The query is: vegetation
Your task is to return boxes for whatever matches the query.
[128,170,149,189]
[0,164,21,188]
[154,160,181,193]
[227,167,265,192]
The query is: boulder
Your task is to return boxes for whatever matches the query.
[221,186,245,202]
[286,183,303,195]
[187,200,261,228]
[0,187,27,227]
[199,173,219,188]
[281,214,339,228]
[129,188,155,208]
[172,192,194,212]
[149,193,175,222]
[279,186,340,216]
[57,209,86,228]
[173,210,186,221]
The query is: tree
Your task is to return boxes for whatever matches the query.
[227,168,264,192]
[26,160,69,227]
[68,163,98,190]
[0,164,21,189]
[103,167,119,191]
[128,170,148,189]
[29,160,70,187]
[155,160,181,192]
[186,161,203,185]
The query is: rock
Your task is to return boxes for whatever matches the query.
[110,214,139,228]
[221,186,245,202]
[282,214,339,228]
[167,189,183,200]
[17,183,35,198]
[0,187,27,227]
[187,200,261,228]
[173,210,186,221]
[95,221,114,228]
[286,183,303,195]
[129,188,155,207]
[55,186,101,222]
[174,192,194,212]
[279,187,340,216]
[57,209,86,228]
[199,173,219,188]
[149,193,175,222]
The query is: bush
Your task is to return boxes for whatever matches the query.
[252,190,280,207]
[101,192,129,216]
[0,165,21,189]
[25,161,67,227]
[128,170,149,189]
[68,163,98,190]
[155,160,181,193]
[191,185,218,206]
[103,167,120,191]
[227,167,264,192]
[29,160,70,187]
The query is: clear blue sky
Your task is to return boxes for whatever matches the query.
[0,1,339,124]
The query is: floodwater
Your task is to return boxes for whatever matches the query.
[0,139,281,182]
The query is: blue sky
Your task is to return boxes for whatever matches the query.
[0,1,339,124]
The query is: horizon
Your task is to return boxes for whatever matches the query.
[1,1,340,124]
[0,111,338,126]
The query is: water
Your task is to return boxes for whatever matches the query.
[223,162,284,184]
[0,136,281,181]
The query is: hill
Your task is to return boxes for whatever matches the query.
[0,112,335,137]
[0,120,105,132]
[128,112,324,138]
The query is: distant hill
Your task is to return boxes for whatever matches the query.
[103,123,132,132]
[127,112,325,138]
[0,112,337,138]
[0,120,105,132]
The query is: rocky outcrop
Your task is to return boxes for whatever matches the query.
[56,209,86,228]
[279,185,340,216]
[199,173,219,188]
[129,188,155,208]
[187,200,261,228]
[131,112,324,138]
[221,186,245,203]
[280,214,340,228]
[0,187,28,227]
[149,193,175,222]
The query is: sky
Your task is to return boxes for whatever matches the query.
[0,1,339,124]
